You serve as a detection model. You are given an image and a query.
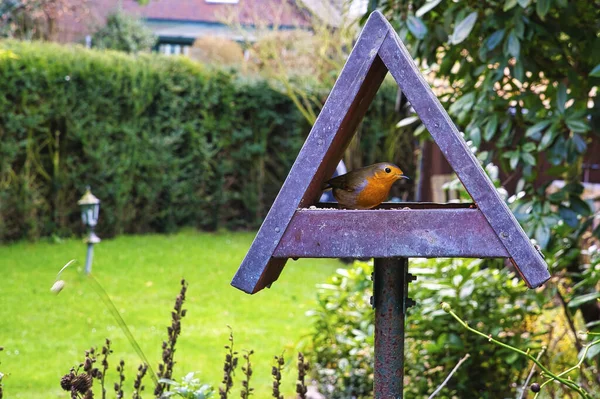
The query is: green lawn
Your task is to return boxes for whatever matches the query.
[0,230,341,398]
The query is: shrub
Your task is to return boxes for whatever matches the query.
[307,259,544,398]
[92,11,156,53]
[0,40,400,242]
[189,36,244,66]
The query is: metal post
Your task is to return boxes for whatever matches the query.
[84,242,94,274]
[373,257,410,399]
[84,226,100,274]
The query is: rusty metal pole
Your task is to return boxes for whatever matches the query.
[373,257,412,399]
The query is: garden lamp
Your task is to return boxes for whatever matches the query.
[78,186,101,273]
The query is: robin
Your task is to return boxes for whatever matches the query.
[322,162,409,209]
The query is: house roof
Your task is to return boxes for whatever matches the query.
[122,0,311,27]
[55,0,311,43]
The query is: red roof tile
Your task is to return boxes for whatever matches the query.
[123,0,310,26]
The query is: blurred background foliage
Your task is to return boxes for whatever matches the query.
[0,40,403,241]
[91,11,156,53]
[1,0,600,397]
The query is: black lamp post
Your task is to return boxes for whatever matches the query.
[78,186,101,274]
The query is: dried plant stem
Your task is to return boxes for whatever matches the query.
[132,363,148,399]
[271,352,285,399]
[441,302,594,399]
[220,326,239,399]
[240,350,254,399]
[517,346,546,399]
[427,353,470,399]
[154,279,188,396]
[296,352,309,399]
[115,360,125,399]
[99,339,112,399]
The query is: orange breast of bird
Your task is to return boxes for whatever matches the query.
[355,177,394,209]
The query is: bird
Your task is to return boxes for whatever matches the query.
[322,162,409,209]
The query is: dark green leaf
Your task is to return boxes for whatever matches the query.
[514,61,524,81]
[549,190,567,203]
[590,63,600,77]
[407,16,428,40]
[507,31,520,58]
[568,292,600,308]
[538,128,557,150]
[536,0,551,18]
[485,30,505,51]
[416,0,443,18]
[521,152,536,166]
[563,182,584,195]
[514,19,525,38]
[565,119,590,133]
[449,92,476,114]
[503,0,518,11]
[570,197,591,216]
[557,83,567,114]
[518,0,531,6]
[450,12,478,45]
[510,152,519,170]
[505,352,519,364]
[583,340,600,360]
[484,115,498,140]
[469,126,481,148]
[522,142,536,152]
[559,205,578,227]
[534,223,551,249]
[571,134,587,153]
[525,120,551,139]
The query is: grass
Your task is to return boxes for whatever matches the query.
[0,229,342,398]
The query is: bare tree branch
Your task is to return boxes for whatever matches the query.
[428,353,470,399]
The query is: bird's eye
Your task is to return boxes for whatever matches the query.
[385,167,391,173]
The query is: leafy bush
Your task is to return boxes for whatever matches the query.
[0,40,400,242]
[92,11,156,53]
[307,259,544,398]
[369,0,600,345]
[189,36,244,66]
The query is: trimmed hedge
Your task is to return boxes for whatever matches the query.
[0,40,403,242]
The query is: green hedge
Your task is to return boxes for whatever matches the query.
[0,40,402,242]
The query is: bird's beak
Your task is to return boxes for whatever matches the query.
[399,175,410,180]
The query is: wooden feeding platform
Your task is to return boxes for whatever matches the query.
[230,10,550,399]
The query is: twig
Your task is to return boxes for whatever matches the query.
[440,302,590,398]
[533,337,600,398]
[518,346,546,399]
[427,353,470,399]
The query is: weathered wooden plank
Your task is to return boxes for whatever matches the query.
[274,208,509,258]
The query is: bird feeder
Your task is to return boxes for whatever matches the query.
[231,11,550,398]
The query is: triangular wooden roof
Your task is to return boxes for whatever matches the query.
[231,11,550,294]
